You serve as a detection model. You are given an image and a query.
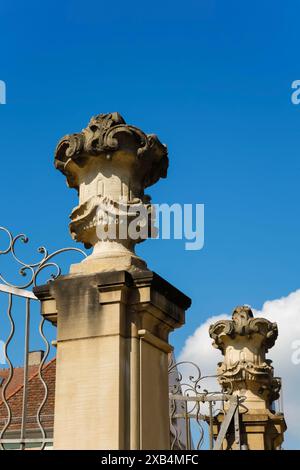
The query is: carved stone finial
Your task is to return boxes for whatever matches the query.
[210,306,286,449]
[55,113,168,191]
[209,306,280,408]
[54,113,169,273]
[209,305,278,354]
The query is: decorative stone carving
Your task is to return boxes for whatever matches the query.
[209,306,281,409]
[54,113,168,273]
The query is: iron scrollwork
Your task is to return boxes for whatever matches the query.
[0,226,86,450]
[168,357,232,450]
[0,226,87,289]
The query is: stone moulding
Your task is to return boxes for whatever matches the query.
[216,360,281,403]
[69,195,154,249]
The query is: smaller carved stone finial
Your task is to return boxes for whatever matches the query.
[54,113,169,273]
[210,305,278,353]
[210,306,286,450]
[209,306,280,408]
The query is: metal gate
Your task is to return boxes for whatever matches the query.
[168,359,245,450]
[0,226,85,450]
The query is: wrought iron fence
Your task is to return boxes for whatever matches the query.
[0,226,86,450]
[168,358,244,450]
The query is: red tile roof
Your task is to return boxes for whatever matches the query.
[0,366,39,398]
[0,359,56,434]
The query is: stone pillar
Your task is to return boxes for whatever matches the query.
[209,306,286,450]
[34,113,191,450]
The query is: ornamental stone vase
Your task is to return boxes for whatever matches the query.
[54,112,168,273]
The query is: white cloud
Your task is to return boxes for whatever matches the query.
[178,290,300,449]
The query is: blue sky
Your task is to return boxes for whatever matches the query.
[1,0,300,447]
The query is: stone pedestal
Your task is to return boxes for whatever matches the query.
[213,410,286,450]
[34,270,190,450]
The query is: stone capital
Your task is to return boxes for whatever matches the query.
[34,269,190,344]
